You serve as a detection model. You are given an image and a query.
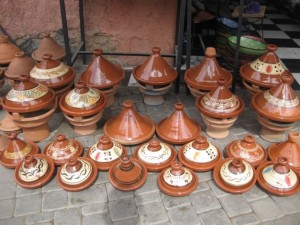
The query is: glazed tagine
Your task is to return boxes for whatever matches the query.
[226,134,267,168]
[132,47,178,105]
[213,158,257,194]
[133,138,177,172]
[43,134,83,166]
[256,156,300,196]
[184,47,232,97]
[157,161,198,197]
[14,154,55,189]
[156,103,201,144]
[86,135,127,171]
[109,154,147,191]
[0,35,21,65]
[178,135,222,171]
[80,49,125,107]
[103,100,155,145]
[251,74,300,142]
[59,81,107,135]
[196,79,244,139]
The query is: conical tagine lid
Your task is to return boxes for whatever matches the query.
[5,52,35,79]
[0,35,21,64]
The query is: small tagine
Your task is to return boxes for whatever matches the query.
[251,74,300,142]
[240,44,294,94]
[59,81,107,135]
[0,133,9,152]
[109,154,147,191]
[86,135,127,171]
[56,156,98,191]
[226,135,267,168]
[196,79,244,139]
[103,100,155,145]
[178,135,222,171]
[133,138,177,172]
[157,161,198,196]
[14,154,55,189]
[0,132,39,168]
[0,35,21,65]
[132,47,178,105]
[80,49,125,107]
[43,134,83,166]
[156,103,201,144]
[185,47,232,97]
[256,157,300,196]
[213,158,257,194]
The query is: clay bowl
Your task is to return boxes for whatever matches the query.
[227,36,267,56]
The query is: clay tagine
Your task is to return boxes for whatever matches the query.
[157,161,198,197]
[14,154,55,189]
[43,134,83,166]
[196,79,244,139]
[184,47,232,97]
[213,158,257,194]
[156,103,201,144]
[226,134,267,168]
[0,35,21,65]
[0,68,5,89]
[256,156,300,196]
[251,74,300,142]
[0,132,39,168]
[132,47,178,105]
[103,100,155,145]
[86,135,127,171]
[178,135,222,172]
[59,81,107,135]
[0,133,9,152]
[132,138,177,172]
[80,49,125,107]
[108,154,147,191]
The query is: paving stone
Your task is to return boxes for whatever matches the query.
[199,209,231,225]
[271,194,300,214]
[134,174,160,196]
[0,198,14,219]
[33,223,52,225]
[135,192,161,206]
[196,171,212,182]
[42,190,68,211]
[231,213,259,225]
[161,193,191,210]
[0,217,26,225]
[0,166,15,183]
[260,213,300,225]
[42,178,63,192]
[113,216,142,225]
[15,194,41,216]
[194,181,210,192]
[26,212,54,225]
[136,102,147,112]
[83,212,112,225]
[109,198,138,222]
[95,171,109,184]
[55,122,76,139]
[242,185,268,202]
[75,135,95,148]
[54,208,81,225]
[105,182,133,201]
[208,180,230,198]
[0,182,16,199]
[49,112,65,132]
[138,201,169,225]
[16,187,41,197]
[190,189,221,214]
[81,203,108,216]
[168,205,201,225]
[250,198,284,222]
[219,195,252,217]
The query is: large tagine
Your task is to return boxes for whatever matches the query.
[59,81,107,135]
[156,103,201,144]
[132,138,177,172]
[103,100,155,145]
[196,79,244,139]
[86,135,127,171]
[256,157,300,196]
[251,74,300,142]
[0,35,21,65]
[132,47,177,105]
[178,135,222,171]
[80,49,125,107]
[184,47,232,97]
[213,158,257,194]
[157,161,198,196]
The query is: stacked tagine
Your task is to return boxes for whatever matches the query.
[0,35,21,66]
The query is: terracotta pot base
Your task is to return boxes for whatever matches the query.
[144,95,164,105]
[23,123,50,142]
[187,85,209,98]
[102,84,119,108]
[0,112,21,133]
[242,79,266,95]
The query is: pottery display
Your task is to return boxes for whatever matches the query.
[156,103,201,144]
[132,47,177,105]
[0,68,5,89]
[103,100,155,145]
[178,135,222,171]
[0,133,9,152]
[59,81,107,135]
[251,74,300,142]
[108,154,147,191]
[14,154,55,189]
[0,35,21,65]
[157,161,198,196]
[0,111,22,133]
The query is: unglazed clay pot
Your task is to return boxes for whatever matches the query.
[178,135,222,171]
[226,135,267,168]
[103,100,155,145]
[43,134,83,166]
[0,111,21,133]
[14,154,55,189]
[156,103,201,144]
[256,157,300,196]
[109,154,147,191]
[80,49,125,107]
[251,74,300,142]
[157,161,198,196]
[0,68,5,89]
[132,47,177,105]
[59,81,107,135]
[213,158,257,194]
[0,133,9,152]
[0,35,21,65]
[133,138,177,172]
[184,47,232,97]
[86,135,127,171]
[196,79,244,139]
[0,132,39,168]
